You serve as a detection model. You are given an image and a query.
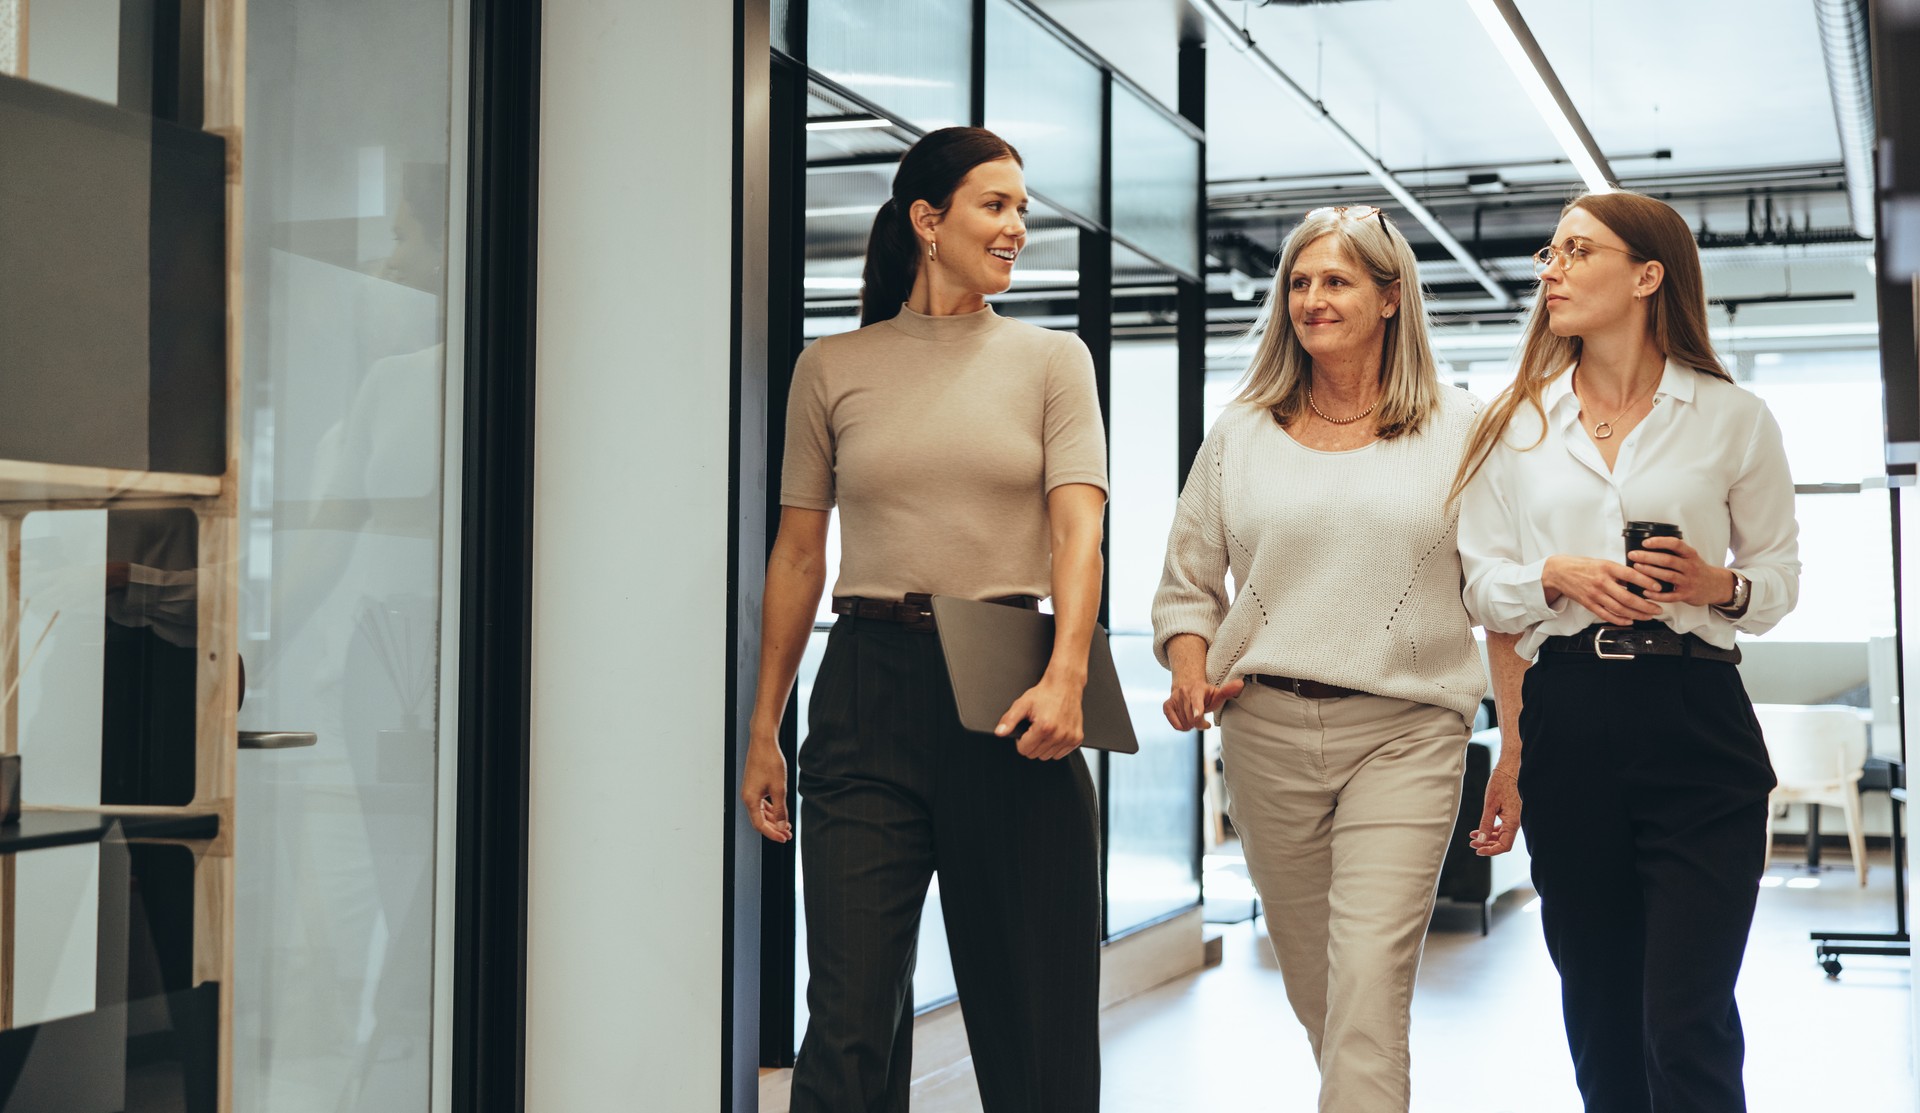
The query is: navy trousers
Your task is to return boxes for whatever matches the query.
[787,616,1102,1113]
[1518,650,1776,1113]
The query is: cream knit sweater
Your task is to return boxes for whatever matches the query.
[1151,388,1487,720]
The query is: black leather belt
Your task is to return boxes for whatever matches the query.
[831,592,1039,632]
[1538,624,1741,664]
[1248,675,1366,699]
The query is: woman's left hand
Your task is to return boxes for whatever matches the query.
[1631,536,1737,609]
[996,673,1085,761]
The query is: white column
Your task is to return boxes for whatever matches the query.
[529,0,739,1107]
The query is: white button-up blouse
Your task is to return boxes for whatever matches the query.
[1458,360,1802,659]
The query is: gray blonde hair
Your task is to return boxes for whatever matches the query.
[1235,208,1442,439]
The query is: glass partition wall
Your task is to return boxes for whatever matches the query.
[0,3,463,1109]
[769,0,1207,1062]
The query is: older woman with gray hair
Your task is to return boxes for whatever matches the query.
[1152,206,1484,1111]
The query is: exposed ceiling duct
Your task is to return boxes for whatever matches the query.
[1812,0,1877,239]
[1184,0,1518,307]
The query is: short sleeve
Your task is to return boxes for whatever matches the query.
[1042,335,1108,494]
[780,344,835,511]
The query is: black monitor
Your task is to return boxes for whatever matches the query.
[1873,0,1920,472]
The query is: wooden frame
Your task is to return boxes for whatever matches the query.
[0,2,243,1108]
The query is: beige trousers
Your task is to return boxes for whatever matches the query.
[1219,683,1468,1113]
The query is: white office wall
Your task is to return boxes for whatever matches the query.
[527,1,738,1108]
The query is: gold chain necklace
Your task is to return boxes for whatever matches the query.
[1575,369,1659,440]
[1306,385,1379,426]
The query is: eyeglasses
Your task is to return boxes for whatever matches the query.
[1532,236,1643,276]
[1307,205,1391,236]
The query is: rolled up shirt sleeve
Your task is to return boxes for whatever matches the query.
[1151,429,1231,669]
[1725,404,1801,635]
[1458,442,1559,633]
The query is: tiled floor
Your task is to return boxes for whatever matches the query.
[765,848,1915,1111]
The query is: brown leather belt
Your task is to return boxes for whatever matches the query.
[831,592,1039,633]
[1248,674,1366,700]
[1538,623,1741,664]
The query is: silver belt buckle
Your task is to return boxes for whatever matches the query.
[1592,626,1638,660]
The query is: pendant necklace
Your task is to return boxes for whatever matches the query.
[1576,369,1658,440]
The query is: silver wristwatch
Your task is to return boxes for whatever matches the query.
[1713,570,1752,618]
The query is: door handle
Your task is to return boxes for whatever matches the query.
[238,731,319,750]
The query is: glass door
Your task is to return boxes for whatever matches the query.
[232,1,462,1109]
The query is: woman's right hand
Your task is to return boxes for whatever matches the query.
[1164,671,1246,732]
[740,737,793,843]
[1470,766,1522,856]
[1542,554,1664,626]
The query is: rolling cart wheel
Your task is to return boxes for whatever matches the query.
[1822,958,1843,978]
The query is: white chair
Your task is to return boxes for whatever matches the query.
[1754,704,1871,886]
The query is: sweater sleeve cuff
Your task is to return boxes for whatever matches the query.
[1153,608,1223,670]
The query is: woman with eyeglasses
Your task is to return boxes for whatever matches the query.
[1454,191,1799,1112]
[1153,206,1484,1110]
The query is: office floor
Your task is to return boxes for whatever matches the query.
[762,845,1914,1112]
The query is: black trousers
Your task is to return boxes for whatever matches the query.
[788,616,1102,1113]
[1518,650,1776,1113]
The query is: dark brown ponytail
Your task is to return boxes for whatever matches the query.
[859,127,1022,327]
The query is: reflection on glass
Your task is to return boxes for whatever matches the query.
[102,509,201,806]
[1108,340,1180,636]
[809,0,971,132]
[1111,84,1199,276]
[233,1,454,1108]
[985,0,1103,222]
[773,0,797,55]
[1105,321,1202,934]
[1107,635,1202,933]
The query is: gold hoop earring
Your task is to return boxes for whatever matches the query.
[928,240,938,262]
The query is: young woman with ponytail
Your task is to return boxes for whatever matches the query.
[740,127,1107,1113]
[1454,191,1800,1112]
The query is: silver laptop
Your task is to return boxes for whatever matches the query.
[930,595,1140,754]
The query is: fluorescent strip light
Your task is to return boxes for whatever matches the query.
[1466,0,1616,194]
[805,204,885,219]
[804,277,864,291]
[1010,269,1080,284]
[806,115,893,132]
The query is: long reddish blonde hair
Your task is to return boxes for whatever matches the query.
[1448,191,1732,502]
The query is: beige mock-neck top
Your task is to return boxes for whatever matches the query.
[781,304,1108,602]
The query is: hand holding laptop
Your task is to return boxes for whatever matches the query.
[992,672,1088,761]
[932,596,1140,755]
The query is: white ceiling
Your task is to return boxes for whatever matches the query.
[1033,0,1845,186]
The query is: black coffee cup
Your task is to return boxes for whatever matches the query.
[1623,521,1682,596]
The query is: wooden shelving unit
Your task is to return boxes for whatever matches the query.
[0,462,224,506]
[0,3,245,1109]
